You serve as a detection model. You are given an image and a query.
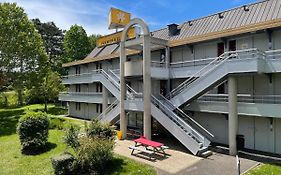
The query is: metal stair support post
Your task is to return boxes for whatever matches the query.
[228,76,238,156]
[120,18,151,140]
[120,41,127,139]
[102,86,109,112]
[143,34,152,140]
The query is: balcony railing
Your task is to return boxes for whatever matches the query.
[197,94,281,104]
[59,92,104,103]
[60,92,103,96]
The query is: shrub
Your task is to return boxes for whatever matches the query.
[77,136,114,174]
[17,111,49,154]
[86,119,116,140]
[49,117,65,130]
[51,152,76,175]
[63,124,80,151]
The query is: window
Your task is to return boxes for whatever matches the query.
[76,102,81,111]
[75,84,81,92]
[160,49,165,62]
[96,104,103,113]
[75,66,81,75]
[96,82,102,92]
[96,62,102,70]
[217,42,225,57]
[229,40,236,51]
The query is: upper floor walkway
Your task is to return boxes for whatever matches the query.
[62,49,281,83]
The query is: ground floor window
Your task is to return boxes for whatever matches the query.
[75,102,81,111]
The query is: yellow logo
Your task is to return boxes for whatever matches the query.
[97,28,136,47]
[108,8,131,29]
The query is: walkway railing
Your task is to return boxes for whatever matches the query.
[151,95,207,145]
[158,94,213,139]
[59,92,102,96]
[97,99,119,120]
[265,49,281,59]
[165,48,265,100]
[197,94,281,104]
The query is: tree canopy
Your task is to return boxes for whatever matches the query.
[0,2,48,105]
[64,25,91,62]
[89,34,102,50]
[32,18,65,73]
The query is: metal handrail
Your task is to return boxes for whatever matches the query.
[166,48,262,99]
[198,94,281,104]
[169,57,217,68]
[108,69,139,95]
[158,94,214,139]
[61,72,92,79]
[151,95,205,144]
[59,92,102,95]
[265,49,281,59]
[97,99,119,120]
[151,61,167,67]
[108,69,143,100]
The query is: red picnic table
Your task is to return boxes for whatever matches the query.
[129,136,168,160]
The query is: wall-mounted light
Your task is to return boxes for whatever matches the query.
[188,21,193,26]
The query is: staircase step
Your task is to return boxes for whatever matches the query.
[197,146,212,158]
[199,150,213,158]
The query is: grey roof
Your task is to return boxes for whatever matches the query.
[85,47,103,59]
[85,0,281,59]
[152,0,281,41]
[98,44,119,56]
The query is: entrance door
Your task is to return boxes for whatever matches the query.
[229,40,236,51]
[217,42,225,94]
[275,118,281,154]
[254,117,273,153]
[217,42,225,57]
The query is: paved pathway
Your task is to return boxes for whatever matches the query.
[114,139,202,174]
[114,139,258,175]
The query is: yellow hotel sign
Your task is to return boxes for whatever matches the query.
[108,8,131,29]
[97,28,135,47]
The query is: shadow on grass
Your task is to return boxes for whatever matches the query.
[0,109,25,136]
[22,142,57,155]
[103,157,126,175]
[35,107,67,116]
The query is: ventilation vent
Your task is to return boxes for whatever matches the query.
[243,5,249,12]
[218,13,224,19]
[167,23,180,36]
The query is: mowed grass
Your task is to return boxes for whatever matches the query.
[246,164,281,175]
[0,104,156,175]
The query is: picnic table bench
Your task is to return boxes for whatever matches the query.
[128,136,169,160]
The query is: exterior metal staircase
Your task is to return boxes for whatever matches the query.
[166,49,265,108]
[97,99,120,123]
[98,69,214,155]
[151,95,213,155]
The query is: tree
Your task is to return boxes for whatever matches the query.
[64,25,91,61]
[88,34,101,50]
[32,19,65,74]
[27,70,65,111]
[0,3,48,105]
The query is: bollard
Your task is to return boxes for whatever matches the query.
[236,155,240,175]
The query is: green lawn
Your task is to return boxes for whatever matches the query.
[246,164,281,175]
[0,104,156,175]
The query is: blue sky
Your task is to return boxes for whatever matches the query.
[1,0,258,35]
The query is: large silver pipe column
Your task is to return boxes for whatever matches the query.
[228,76,238,156]
[120,41,127,139]
[143,35,152,140]
[102,86,109,112]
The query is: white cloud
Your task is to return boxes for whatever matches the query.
[0,0,113,35]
